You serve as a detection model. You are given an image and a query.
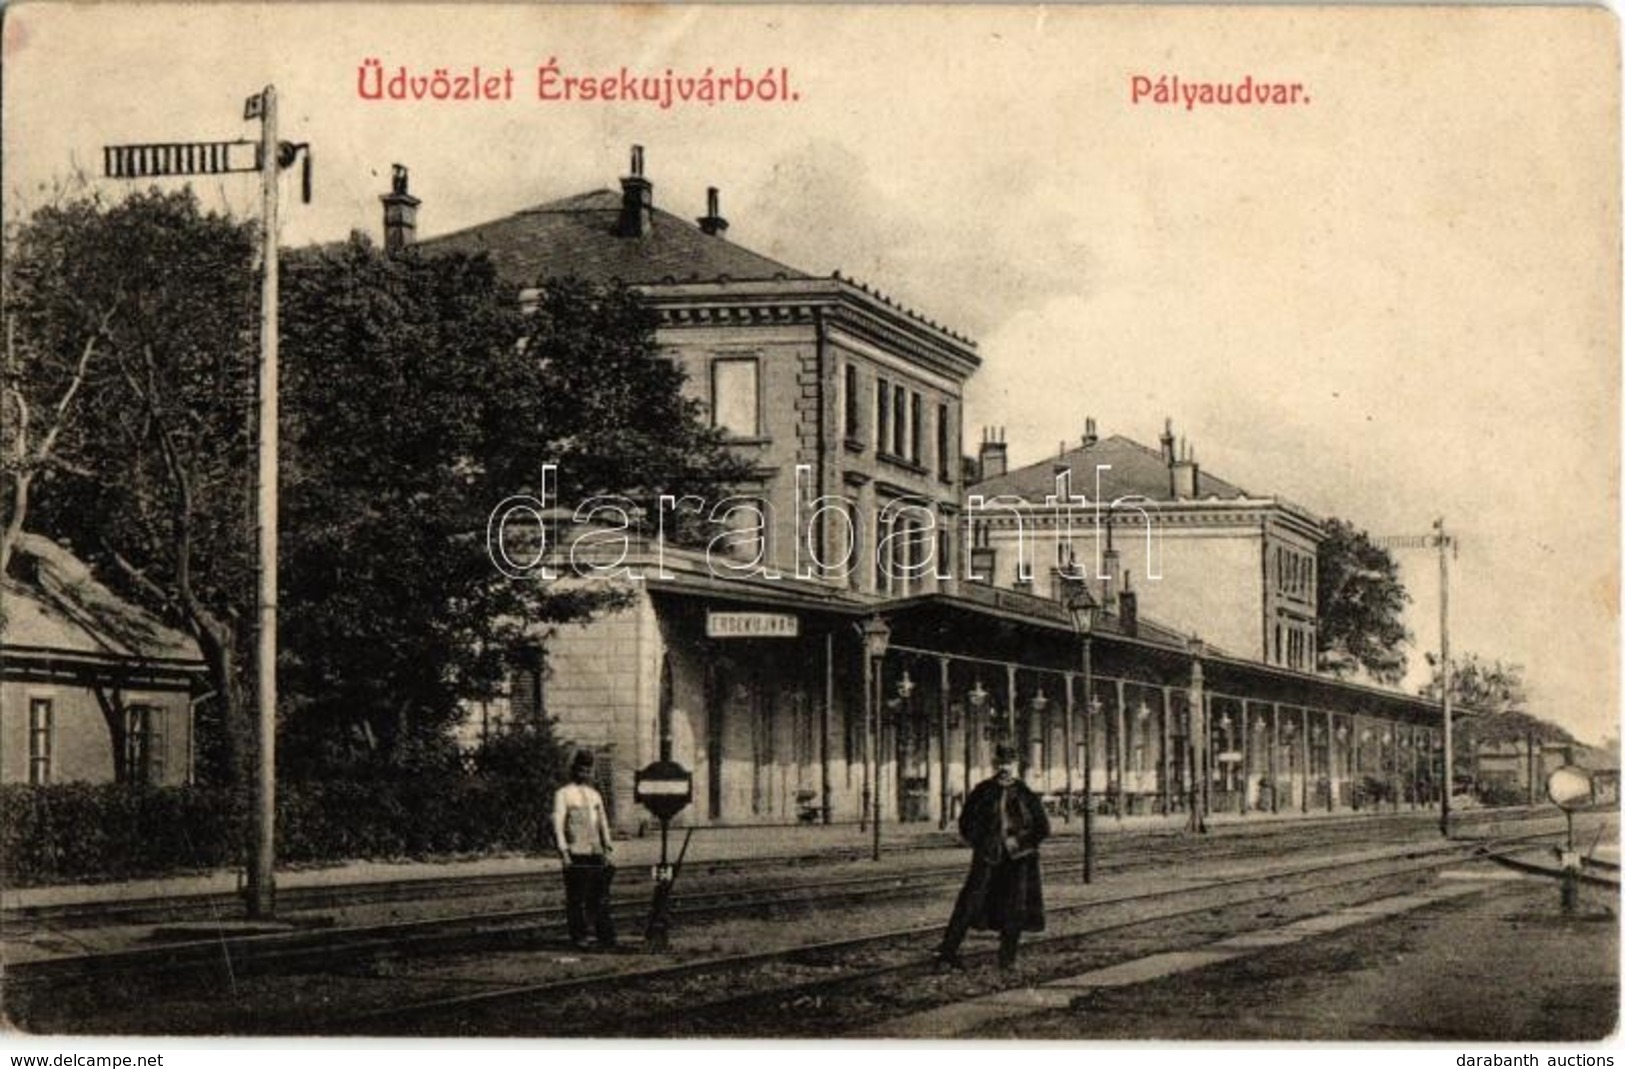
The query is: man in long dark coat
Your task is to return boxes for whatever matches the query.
[935,742,1050,970]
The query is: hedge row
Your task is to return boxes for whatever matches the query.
[0,777,556,887]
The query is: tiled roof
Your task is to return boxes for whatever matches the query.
[970,434,1249,502]
[418,190,811,287]
[2,534,200,663]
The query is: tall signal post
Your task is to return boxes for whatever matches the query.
[1375,519,1456,838]
[104,87,310,918]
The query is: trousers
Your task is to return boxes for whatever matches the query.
[939,858,1023,967]
[564,854,617,947]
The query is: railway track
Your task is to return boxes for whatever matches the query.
[3,863,965,988]
[5,809,1593,1036]
[3,804,1551,935]
[329,825,1575,1038]
[1,834,966,931]
[0,843,1349,992]
[7,807,1551,991]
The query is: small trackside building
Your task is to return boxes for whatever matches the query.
[2,534,205,787]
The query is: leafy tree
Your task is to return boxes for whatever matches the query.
[9,193,749,788]
[6,188,259,786]
[1420,651,1526,717]
[1316,517,1411,684]
[275,240,751,775]
[518,276,750,511]
[470,720,568,794]
[276,237,532,775]
[2,190,118,580]
[1420,652,1569,743]
[1420,652,1571,797]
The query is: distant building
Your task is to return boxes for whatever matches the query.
[968,418,1322,670]
[1477,735,1621,806]
[1,534,204,786]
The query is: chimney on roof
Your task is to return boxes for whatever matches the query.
[380,164,420,254]
[1170,438,1199,499]
[1119,572,1138,636]
[618,145,654,238]
[1160,417,1176,465]
[978,426,1008,481]
[697,186,729,236]
[1082,416,1098,448]
[1101,546,1122,614]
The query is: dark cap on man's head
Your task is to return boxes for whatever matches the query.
[994,743,1019,765]
[570,749,595,772]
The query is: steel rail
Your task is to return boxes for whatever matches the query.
[664,835,1586,1037]
[5,805,1548,932]
[325,826,1567,1035]
[6,809,1570,994]
[1490,853,1619,888]
[2,836,967,929]
[3,830,1366,988]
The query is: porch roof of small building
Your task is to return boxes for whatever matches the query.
[2,534,204,684]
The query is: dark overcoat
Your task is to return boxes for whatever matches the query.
[958,774,1050,933]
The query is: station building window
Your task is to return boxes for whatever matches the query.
[844,364,861,442]
[892,387,907,458]
[874,513,890,594]
[741,496,769,565]
[28,697,53,785]
[509,648,546,726]
[910,393,922,464]
[711,358,759,438]
[877,378,891,452]
[124,704,165,785]
[876,512,922,596]
[716,496,769,567]
[847,502,863,591]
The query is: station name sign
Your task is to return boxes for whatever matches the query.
[705,611,800,639]
[635,759,694,822]
[636,778,693,796]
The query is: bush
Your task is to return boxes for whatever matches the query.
[1476,779,1531,808]
[0,784,246,885]
[0,772,559,887]
[1354,775,1398,808]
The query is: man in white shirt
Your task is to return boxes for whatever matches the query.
[552,748,617,949]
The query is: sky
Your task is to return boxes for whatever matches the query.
[5,4,1618,743]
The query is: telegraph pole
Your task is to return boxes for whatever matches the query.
[1436,517,1453,839]
[1374,521,1456,839]
[103,87,309,919]
[248,84,281,919]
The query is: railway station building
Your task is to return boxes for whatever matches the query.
[394,149,1451,832]
[967,419,1322,671]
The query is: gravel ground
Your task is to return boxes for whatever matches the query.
[974,876,1618,1041]
[8,809,1609,1039]
[11,838,1415,1034]
[349,846,1455,1036]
